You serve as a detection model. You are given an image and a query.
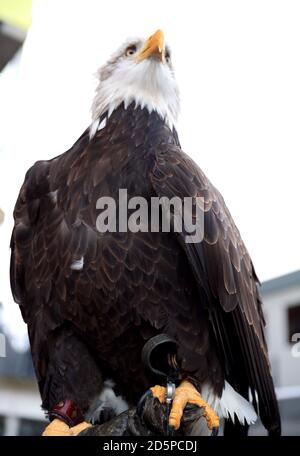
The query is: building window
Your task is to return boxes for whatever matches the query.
[287,304,300,343]
[0,416,4,436]
[19,419,45,436]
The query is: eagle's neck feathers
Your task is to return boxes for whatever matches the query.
[91,59,179,136]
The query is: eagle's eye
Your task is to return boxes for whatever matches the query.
[125,45,137,57]
[165,49,171,64]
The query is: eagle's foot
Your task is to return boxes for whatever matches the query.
[70,421,93,435]
[151,380,219,431]
[150,385,167,404]
[42,418,92,436]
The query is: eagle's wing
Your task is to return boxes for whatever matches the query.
[9,129,106,412]
[10,128,90,316]
[150,144,281,435]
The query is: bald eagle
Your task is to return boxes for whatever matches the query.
[10,30,280,436]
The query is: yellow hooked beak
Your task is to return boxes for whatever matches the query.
[136,29,165,62]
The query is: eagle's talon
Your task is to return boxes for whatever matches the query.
[169,380,219,431]
[211,426,219,436]
[150,380,219,433]
[168,424,176,436]
[203,407,220,430]
[150,385,167,404]
[42,418,92,436]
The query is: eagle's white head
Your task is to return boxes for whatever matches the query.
[91,30,180,131]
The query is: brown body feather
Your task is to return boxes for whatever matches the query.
[10,103,280,434]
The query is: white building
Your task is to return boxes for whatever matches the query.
[0,332,46,436]
[0,377,45,436]
[250,271,300,435]
[261,270,300,388]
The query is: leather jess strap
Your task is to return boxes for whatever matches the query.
[50,399,84,427]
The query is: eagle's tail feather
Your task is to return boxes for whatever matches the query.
[201,381,257,425]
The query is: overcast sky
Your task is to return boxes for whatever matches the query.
[1,0,300,345]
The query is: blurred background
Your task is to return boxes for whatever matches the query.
[0,0,299,435]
